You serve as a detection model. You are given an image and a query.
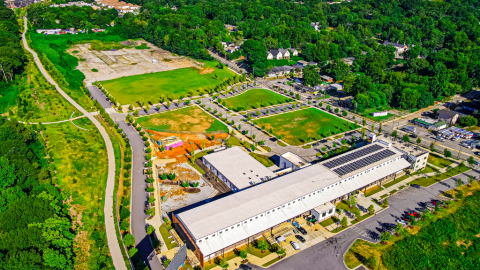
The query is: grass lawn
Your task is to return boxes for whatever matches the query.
[409,164,470,187]
[427,153,453,168]
[222,88,292,112]
[262,145,272,152]
[187,151,210,174]
[99,61,235,104]
[252,108,354,146]
[227,135,252,149]
[43,118,109,266]
[159,224,178,250]
[412,165,437,175]
[137,106,229,133]
[364,185,385,197]
[249,153,275,167]
[360,107,396,122]
[320,216,338,227]
[383,175,410,189]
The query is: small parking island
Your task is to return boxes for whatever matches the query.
[253,107,355,145]
[221,88,293,112]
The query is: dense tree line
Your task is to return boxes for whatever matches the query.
[0,117,75,270]
[28,4,118,29]
[0,2,25,82]
[0,1,26,113]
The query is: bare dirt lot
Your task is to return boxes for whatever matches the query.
[67,39,202,83]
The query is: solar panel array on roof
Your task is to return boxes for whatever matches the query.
[333,149,396,176]
[323,144,384,169]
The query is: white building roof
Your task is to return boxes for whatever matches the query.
[180,158,410,257]
[281,152,310,168]
[203,147,276,190]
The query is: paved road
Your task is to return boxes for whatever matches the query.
[118,119,164,269]
[265,169,476,270]
[21,17,127,270]
[86,85,113,109]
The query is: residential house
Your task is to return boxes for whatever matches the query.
[296,60,309,66]
[341,57,355,66]
[226,46,236,53]
[266,51,274,60]
[279,49,291,59]
[438,109,459,126]
[320,75,333,83]
[289,48,299,56]
[224,24,237,32]
[268,50,283,59]
[330,83,343,92]
[311,22,320,31]
[383,41,410,58]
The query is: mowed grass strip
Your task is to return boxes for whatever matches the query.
[137,106,229,133]
[222,88,292,111]
[100,62,234,104]
[253,108,354,145]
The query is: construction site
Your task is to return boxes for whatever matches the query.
[148,130,229,215]
[67,39,204,84]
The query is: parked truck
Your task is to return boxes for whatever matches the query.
[405,126,416,135]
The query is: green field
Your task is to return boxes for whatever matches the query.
[222,88,292,112]
[99,61,235,104]
[360,107,396,122]
[137,106,229,133]
[253,108,355,145]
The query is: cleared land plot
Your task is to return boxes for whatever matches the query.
[69,39,197,83]
[99,61,234,104]
[137,106,229,133]
[222,88,292,111]
[253,108,354,145]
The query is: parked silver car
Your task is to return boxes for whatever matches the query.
[290,241,300,250]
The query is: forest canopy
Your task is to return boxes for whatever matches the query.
[0,117,75,270]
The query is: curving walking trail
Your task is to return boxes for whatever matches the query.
[22,17,127,270]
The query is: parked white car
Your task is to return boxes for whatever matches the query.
[290,241,300,250]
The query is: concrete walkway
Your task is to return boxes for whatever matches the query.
[22,17,127,270]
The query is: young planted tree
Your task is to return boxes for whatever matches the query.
[380,231,392,244]
[147,225,155,235]
[340,216,348,228]
[368,205,375,215]
[257,240,269,253]
[382,198,389,207]
[347,195,356,208]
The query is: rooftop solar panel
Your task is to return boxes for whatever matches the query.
[323,144,384,169]
[333,149,396,176]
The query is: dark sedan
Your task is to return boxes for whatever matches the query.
[295,235,306,243]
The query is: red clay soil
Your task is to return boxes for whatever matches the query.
[147,130,228,162]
